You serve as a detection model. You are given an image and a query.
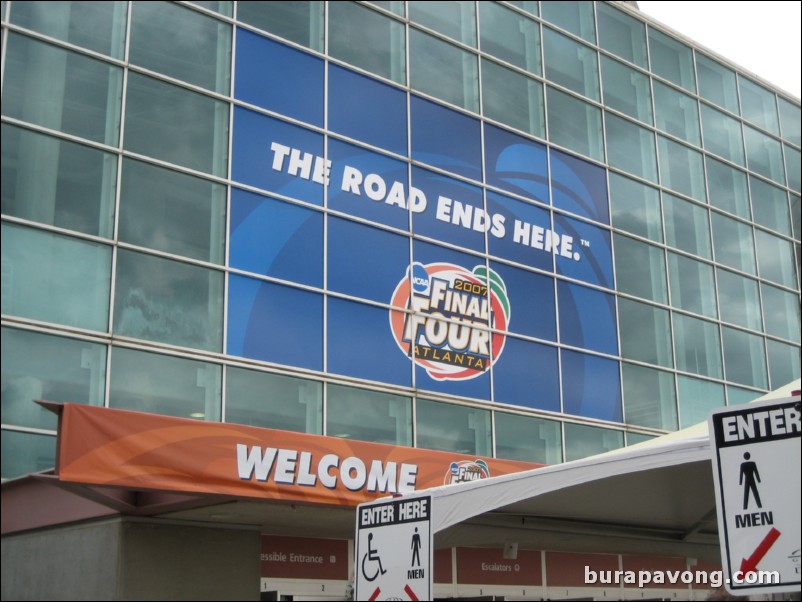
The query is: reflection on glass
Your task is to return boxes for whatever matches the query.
[564,423,623,461]
[609,173,662,241]
[329,1,405,84]
[130,1,231,93]
[494,412,562,464]
[778,97,801,146]
[696,54,738,114]
[673,314,723,379]
[600,55,652,123]
[668,252,717,318]
[750,176,791,236]
[614,235,667,303]
[416,399,491,455]
[327,384,412,445]
[113,249,224,351]
[109,347,221,421]
[543,27,599,100]
[482,59,544,137]
[716,269,762,331]
[547,87,603,161]
[119,159,226,263]
[409,0,476,46]
[755,230,798,288]
[479,2,540,75]
[744,125,785,184]
[409,28,478,112]
[237,1,323,51]
[761,284,801,342]
[722,326,768,389]
[706,157,750,218]
[1,124,116,238]
[225,367,322,433]
[663,193,711,258]
[1,430,56,480]
[1,327,106,431]
[677,375,724,428]
[1,223,111,332]
[712,213,756,274]
[657,136,706,201]
[3,33,122,146]
[618,298,673,368]
[648,28,695,91]
[700,104,744,165]
[596,2,647,67]
[622,363,677,430]
[540,0,595,42]
[767,340,801,390]
[739,76,780,135]
[605,113,657,181]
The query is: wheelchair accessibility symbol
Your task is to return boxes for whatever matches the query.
[361,532,387,582]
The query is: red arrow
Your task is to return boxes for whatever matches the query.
[739,527,781,575]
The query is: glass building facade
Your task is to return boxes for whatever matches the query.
[2,1,800,480]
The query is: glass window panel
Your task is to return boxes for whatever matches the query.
[657,136,706,201]
[1,430,56,479]
[327,384,412,446]
[791,194,801,241]
[627,432,657,445]
[609,173,662,242]
[481,59,544,138]
[225,367,321,433]
[109,347,221,421]
[543,27,599,101]
[189,1,233,17]
[673,314,723,379]
[618,298,673,368]
[546,87,603,161]
[540,1,595,42]
[564,423,624,462]
[712,212,756,274]
[700,103,745,165]
[329,1,405,84]
[119,159,225,263]
[744,125,785,184]
[505,1,538,17]
[648,28,695,91]
[622,363,677,430]
[416,399,491,456]
[366,1,405,16]
[705,157,750,219]
[113,249,223,351]
[124,72,228,177]
[767,339,801,389]
[409,28,479,112]
[739,76,780,135]
[236,1,323,52]
[695,53,739,114]
[596,2,647,68]
[722,327,768,389]
[755,229,798,288]
[9,0,127,59]
[614,235,667,303]
[716,269,762,331]
[1,328,106,431]
[479,2,540,75]
[409,1,476,46]
[1,223,111,331]
[727,386,760,406]
[668,252,717,318]
[605,113,657,181]
[129,2,230,93]
[600,55,652,124]
[778,97,801,146]
[677,375,724,428]
[494,412,562,464]
[1,124,116,238]
[3,33,122,146]
[653,81,700,145]
[663,193,711,258]
[761,284,801,342]
[785,145,801,193]
[750,176,791,236]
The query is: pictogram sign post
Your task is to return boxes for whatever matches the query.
[709,396,801,595]
[355,496,432,601]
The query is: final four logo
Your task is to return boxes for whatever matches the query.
[389,262,511,381]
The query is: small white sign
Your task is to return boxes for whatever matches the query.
[355,495,432,601]
[709,396,801,595]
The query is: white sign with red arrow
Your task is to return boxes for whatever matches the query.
[709,395,801,595]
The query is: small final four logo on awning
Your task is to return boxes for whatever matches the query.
[389,263,511,381]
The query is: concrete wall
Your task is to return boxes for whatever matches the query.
[2,518,261,601]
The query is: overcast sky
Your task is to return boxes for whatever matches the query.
[638,1,801,99]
